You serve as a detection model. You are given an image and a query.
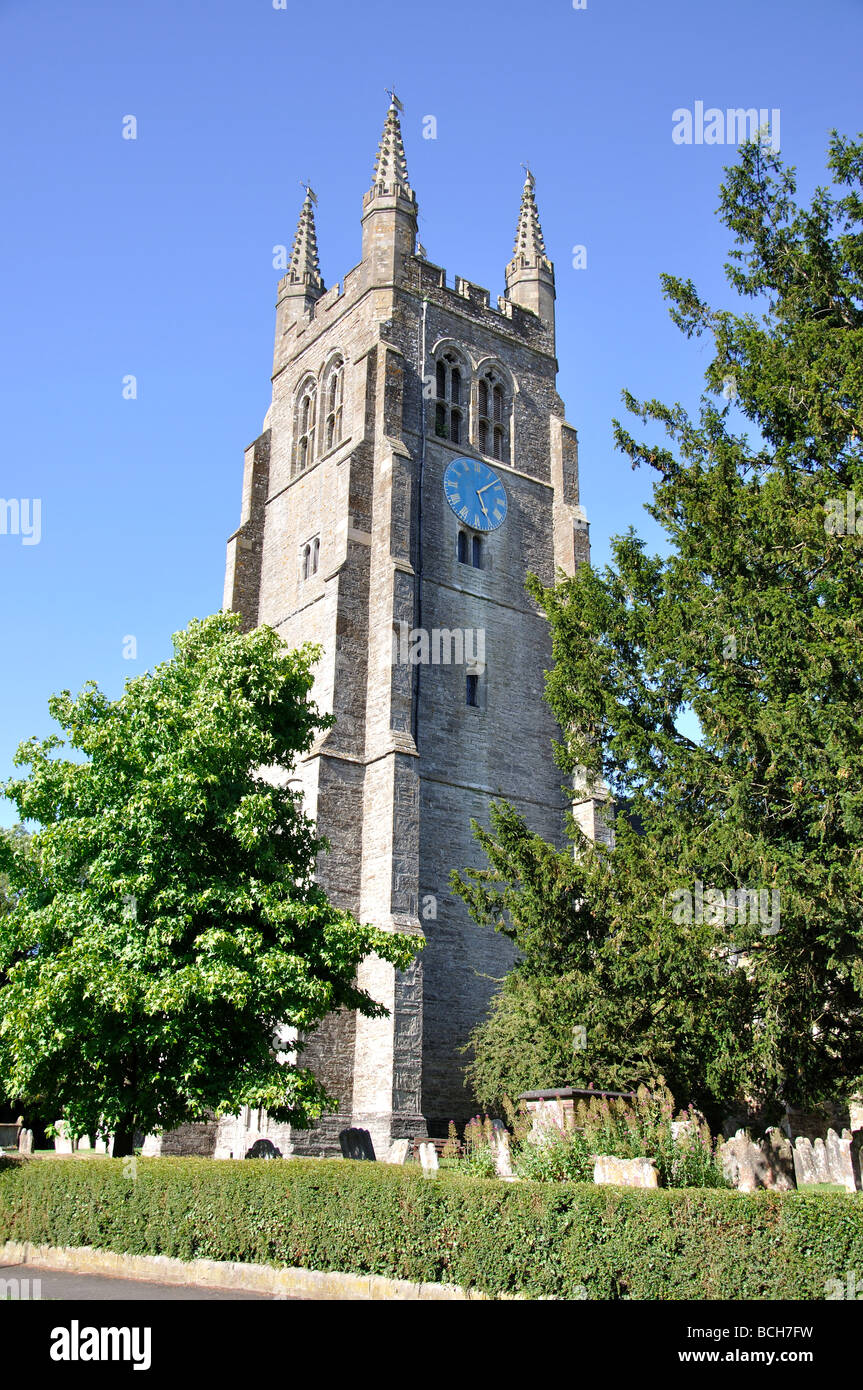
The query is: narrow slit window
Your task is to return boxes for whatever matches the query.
[457,530,468,564]
[471,535,482,568]
[466,673,479,707]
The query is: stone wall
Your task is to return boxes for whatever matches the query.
[210,107,598,1158]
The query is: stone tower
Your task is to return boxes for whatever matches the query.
[217,98,592,1160]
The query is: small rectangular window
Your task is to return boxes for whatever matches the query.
[466,673,479,707]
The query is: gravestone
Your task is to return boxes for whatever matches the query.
[719,1128,795,1192]
[825,1129,856,1193]
[53,1121,74,1155]
[792,1135,818,1187]
[720,1131,762,1192]
[794,1129,857,1192]
[244,1138,282,1159]
[593,1155,658,1188]
[671,1120,695,1143]
[338,1127,376,1161]
[761,1127,795,1189]
[490,1121,513,1178]
[386,1138,410,1164]
[17,1129,34,1156]
[418,1140,439,1174]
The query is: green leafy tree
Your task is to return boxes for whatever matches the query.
[453,803,750,1123]
[0,826,30,927]
[456,132,863,1120]
[0,613,419,1156]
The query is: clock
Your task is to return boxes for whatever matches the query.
[443,456,508,532]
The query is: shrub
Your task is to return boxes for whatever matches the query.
[0,1156,860,1300]
[439,1116,497,1179]
[511,1082,729,1189]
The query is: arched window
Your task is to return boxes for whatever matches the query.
[301,535,320,582]
[478,368,510,462]
[322,357,344,453]
[471,535,482,569]
[293,378,317,476]
[457,530,468,564]
[434,351,464,444]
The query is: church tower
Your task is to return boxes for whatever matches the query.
[220,97,591,1158]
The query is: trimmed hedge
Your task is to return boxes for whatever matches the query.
[1,1156,862,1299]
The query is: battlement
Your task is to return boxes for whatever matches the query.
[410,255,551,349]
[274,262,366,374]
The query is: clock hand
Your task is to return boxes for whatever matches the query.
[477,494,489,517]
[477,480,498,497]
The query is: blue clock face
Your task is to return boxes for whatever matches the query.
[443,457,508,532]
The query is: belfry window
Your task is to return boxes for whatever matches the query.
[478,370,509,462]
[293,379,317,476]
[323,357,344,452]
[434,352,464,444]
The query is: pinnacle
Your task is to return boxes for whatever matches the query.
[288,186,324,290]
[370,96,415,201]
[510,168,550,268]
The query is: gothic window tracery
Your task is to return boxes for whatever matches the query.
[477,368,510,462]
[293,377,317,476]
[322,356,345,452]
[434,350,464,445]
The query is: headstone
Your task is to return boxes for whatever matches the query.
[526,1099,568,1144]
[720,1131,759,1192]
[77,1134,91,1150]
[418,1140,439,1173]
[244,1138,282,1160]
[593,1155,658,1188]
[671,1120,695,1142]
[338,1127,376,1161]
[792,1129,860,1190]
[53,1121,74,1155]
[813,1137,832,1183]
[490,1122,513,1178]
[386,1138,410,1164]
[720,1128,795,1192]
[824,1129,856,1193]
[17,1129,34,1156]
[792,1136,818,1187]
[761,1127,795,1190]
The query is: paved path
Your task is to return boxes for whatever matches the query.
[0,1263,285,1300]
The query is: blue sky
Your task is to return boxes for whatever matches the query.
[1,0,861,825]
